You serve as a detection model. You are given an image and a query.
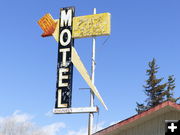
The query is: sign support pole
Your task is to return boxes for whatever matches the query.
[88,8,96,135]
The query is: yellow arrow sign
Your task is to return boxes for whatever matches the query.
[71,46,108,110]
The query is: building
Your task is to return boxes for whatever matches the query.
[94,101,180,135]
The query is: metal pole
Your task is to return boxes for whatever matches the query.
[88,8,96,135]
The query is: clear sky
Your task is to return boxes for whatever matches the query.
[0,0,180,135]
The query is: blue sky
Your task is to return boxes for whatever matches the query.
[0,0,180,134]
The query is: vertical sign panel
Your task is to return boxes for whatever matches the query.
[55,7,75,108]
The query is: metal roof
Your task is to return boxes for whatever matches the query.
[94,101,180,135]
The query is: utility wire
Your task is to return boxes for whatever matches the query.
[102,36,110,47]
[97,36,110,52]
[95,36,110,63]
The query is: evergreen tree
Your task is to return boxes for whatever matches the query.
[165,75,180,102]
[136,58,167,113]
[144,58,167,107]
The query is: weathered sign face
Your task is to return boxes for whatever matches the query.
[72,13,111,38]
[55,7,75,108]
[38,7,110,110]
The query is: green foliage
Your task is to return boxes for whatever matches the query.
[136,58,179,114]
[144,58,167,108]
[165,75,180,102]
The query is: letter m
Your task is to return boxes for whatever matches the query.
[61,9,72,27]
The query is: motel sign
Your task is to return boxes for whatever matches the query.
[38,7,110,111]
[56,7,75,108]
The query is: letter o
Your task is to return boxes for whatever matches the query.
[60,29,71,46]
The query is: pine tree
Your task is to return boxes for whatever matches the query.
[165,75,180,102]
[136,58,167,113]
[144,58,167,108]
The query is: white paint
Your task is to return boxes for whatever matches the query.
[57,89,68,108]
[60,29,72,46]
[59,68,69,87]
[61,9,72,27]
[60,48,70,67]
